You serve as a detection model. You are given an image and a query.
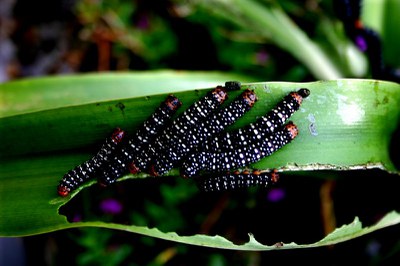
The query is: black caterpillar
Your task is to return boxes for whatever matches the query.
[58,95,181,196]
[98,84,232,187]
[57,82,310,196]
[180,122,298,178]
[96,94,182,187]
[57,127,125,197]
[129,85,229,176]
[149,88,258,177]
[200,89,309,153]
[196,169,279,192]
[334,0,400,82]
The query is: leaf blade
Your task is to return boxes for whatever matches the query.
[0,74,399,251]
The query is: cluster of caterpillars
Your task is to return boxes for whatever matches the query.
[57,82,310,196]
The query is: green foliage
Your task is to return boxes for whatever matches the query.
[0,74,399,254]
[71,0,399,81]
[73,228,132,266]
[2,0,400,263]
[362,0,400,66]
[75,0,177,68]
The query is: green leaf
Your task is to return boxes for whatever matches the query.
[0,73,399,251]
[0,71,248,118]
[189,0,345,79]
[362,0,400,67]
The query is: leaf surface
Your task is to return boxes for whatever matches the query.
[0,73,399,250]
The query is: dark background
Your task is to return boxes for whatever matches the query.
[1,0,399,265]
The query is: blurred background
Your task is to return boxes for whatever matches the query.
[1,0,400,265]
[1,0,398,83]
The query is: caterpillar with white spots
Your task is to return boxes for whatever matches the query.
[180,122,298,178]
[97,82,240,186]
[58,95,181,196]
[201,88,309,153]
[196,169,279,192]
[57,82,310,196]
[149,88,257,177]
[97,95,182,187]
[128,84,229,176]
[57,127,126,197]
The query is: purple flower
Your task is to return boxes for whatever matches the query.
[72,214,82,223]
[365,240,381,257]
[267,188,285,202]
[100,198,123,214]
[255,50,270,65]
[137,15,150,30]
[355,35,368,52]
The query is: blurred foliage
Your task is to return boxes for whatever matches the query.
[70,0,400,80]
[2,0,400,265]
[7,0,399,81]
[362,0,400,66]
[75,0,178,67]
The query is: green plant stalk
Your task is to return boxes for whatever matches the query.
[195,0,343,79]
[237,0,343,79]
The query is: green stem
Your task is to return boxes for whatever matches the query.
[196,0,343,79]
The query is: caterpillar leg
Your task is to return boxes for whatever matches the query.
[57,127,126,197]
[196,169,279,192]
[224,81,242,91]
